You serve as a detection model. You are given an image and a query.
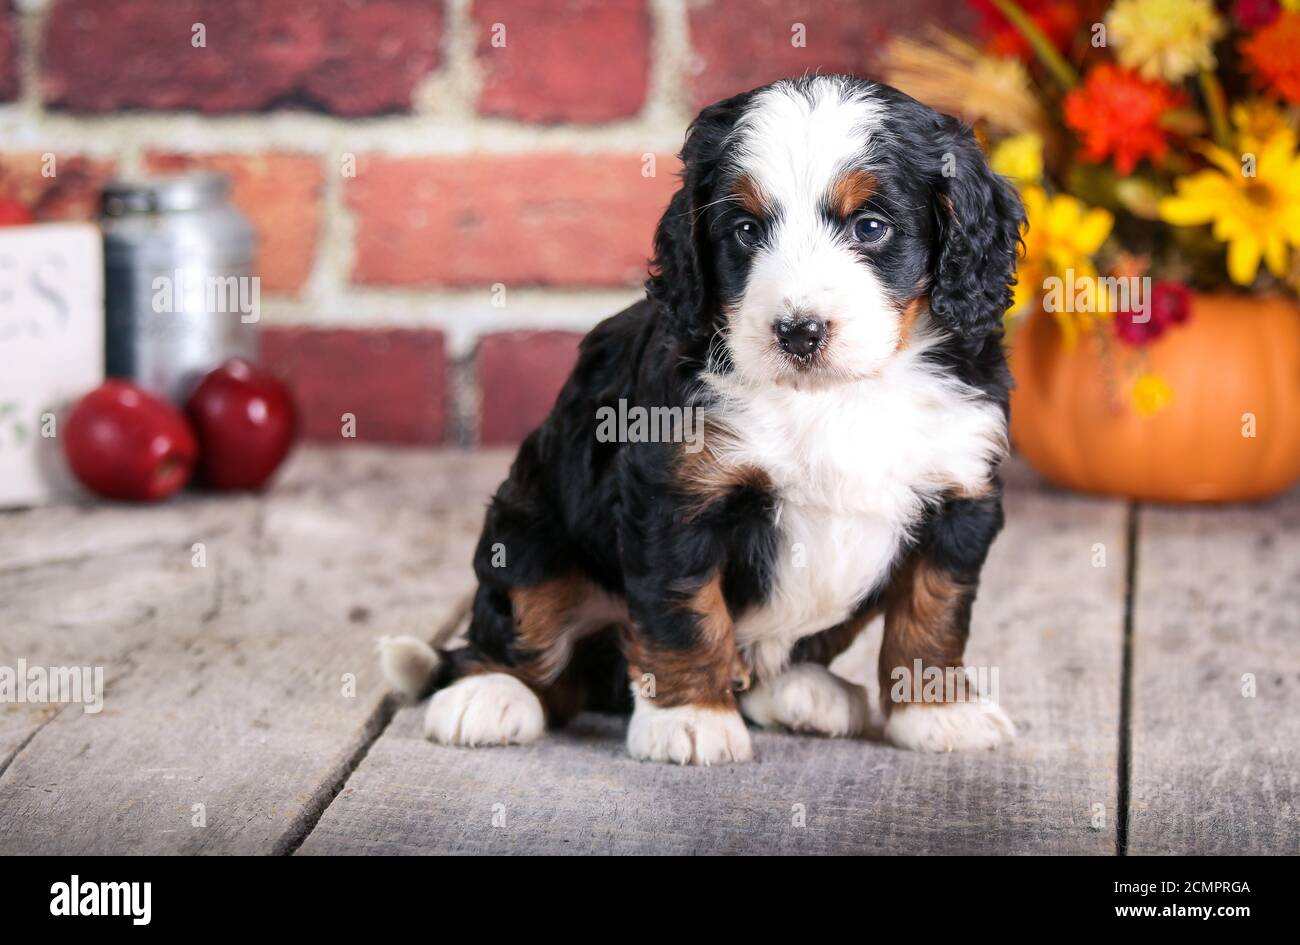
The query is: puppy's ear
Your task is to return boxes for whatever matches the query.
[647,95,747,342]
[646,185,704,338]
[929,118,1026,345]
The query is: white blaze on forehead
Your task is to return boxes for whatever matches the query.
[727,77,886,210]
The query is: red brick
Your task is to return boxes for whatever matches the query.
[41,0,442,115]
[346,153,678,287]
[476,331,582,445]
[473,0,650,123]
[688,0,974,108]
[0,0,17,102]
[259,327,447,444]
[146,152,323,294]
[0,153,115,220]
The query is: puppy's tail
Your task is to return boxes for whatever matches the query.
[377,636,449,699]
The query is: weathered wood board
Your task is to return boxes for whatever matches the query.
[299,461,1130,855]
[0,447,510,854]
[1128,491,1300,855]
[0,492,258,778]
[16,443,1289,856]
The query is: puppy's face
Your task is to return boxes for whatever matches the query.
[651,76,1024,389]
[711,82,932,387]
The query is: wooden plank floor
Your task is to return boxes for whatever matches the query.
[1127,492,1300,854]
[299,462,1128,855]
[0,446,1293,854]
[0,449,504,854]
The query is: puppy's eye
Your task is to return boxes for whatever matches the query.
[734,218,763,248]
[852,216,889,245]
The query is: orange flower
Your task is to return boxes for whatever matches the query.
[1242,11,1300,104]
[1064,64,1186,175]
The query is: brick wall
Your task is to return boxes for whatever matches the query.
[0,0,968,445]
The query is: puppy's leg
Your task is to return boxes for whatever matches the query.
[423,576,622,746]
[420,585,546,747]
[420,445,625,748]
[624,573,753,766]
[880,492,1015,752]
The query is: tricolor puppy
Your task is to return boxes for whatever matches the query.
[381,75,1024,764]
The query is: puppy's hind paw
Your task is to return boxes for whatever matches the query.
[741,663,868,737]
[424,673,545,747]
[885,700,1015,752]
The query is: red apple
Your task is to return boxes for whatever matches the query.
[186,359,297,491]
[63,380,198,501]
[0,198,34,226]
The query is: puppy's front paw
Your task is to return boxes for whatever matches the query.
[627,697,753,765]
[423,673,545,747]
[741,663,868,737]
[885,700,1015,752]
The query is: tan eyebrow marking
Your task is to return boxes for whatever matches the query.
[732,174,771,216]
[829,168,878,218]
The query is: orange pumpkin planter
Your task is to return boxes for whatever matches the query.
[1009,294,1300,503]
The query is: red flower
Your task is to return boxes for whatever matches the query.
[967,0,1081,60]
[1114,281,1193,346]
[1234,0,1281,31]
[1150,281,1192,326]
[1114,306,1165,345]
[1242,11,1300,104]
[1064,65,1186,175]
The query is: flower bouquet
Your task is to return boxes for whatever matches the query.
[887,0,1300,501]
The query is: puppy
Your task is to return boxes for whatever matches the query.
[380,75,1024,764]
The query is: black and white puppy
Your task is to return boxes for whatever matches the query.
[381,75,1025,764]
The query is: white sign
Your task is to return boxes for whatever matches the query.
[0,223,103,508]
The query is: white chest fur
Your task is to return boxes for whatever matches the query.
[703,338,1007,681]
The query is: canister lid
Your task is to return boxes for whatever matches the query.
[101,172,231,215]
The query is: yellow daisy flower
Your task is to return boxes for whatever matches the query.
[1010,185,1115,345]
[1031,189,1115,276]
[1158,133,1300,285]
[1106,0,1226,82]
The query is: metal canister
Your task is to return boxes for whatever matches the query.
[101,173,258,404]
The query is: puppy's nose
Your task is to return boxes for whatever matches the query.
[774,315,827,357]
